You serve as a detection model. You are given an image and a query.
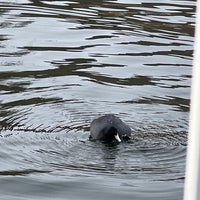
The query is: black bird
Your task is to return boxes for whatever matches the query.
[90,114,131,142]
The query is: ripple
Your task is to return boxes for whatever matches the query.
[0,124,187,177]
[0,169,50,176]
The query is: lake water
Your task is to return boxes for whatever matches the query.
[0,0,195,199]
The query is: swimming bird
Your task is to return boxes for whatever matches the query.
[90,114,131,142]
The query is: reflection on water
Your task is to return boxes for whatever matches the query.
[0,0,195,199]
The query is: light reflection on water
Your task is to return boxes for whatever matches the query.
[0,0,195,199]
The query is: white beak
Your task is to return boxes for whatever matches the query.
[114,134,121,142]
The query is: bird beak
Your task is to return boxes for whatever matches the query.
[114,134,121,142]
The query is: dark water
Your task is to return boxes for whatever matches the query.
[0,0,195,199]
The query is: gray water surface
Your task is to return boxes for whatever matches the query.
[0,0,195,199]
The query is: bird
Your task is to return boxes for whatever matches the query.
[89,114,131,142]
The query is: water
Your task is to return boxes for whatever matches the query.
[0,0,195,199]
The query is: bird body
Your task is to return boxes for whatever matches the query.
[90,114,131,142]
